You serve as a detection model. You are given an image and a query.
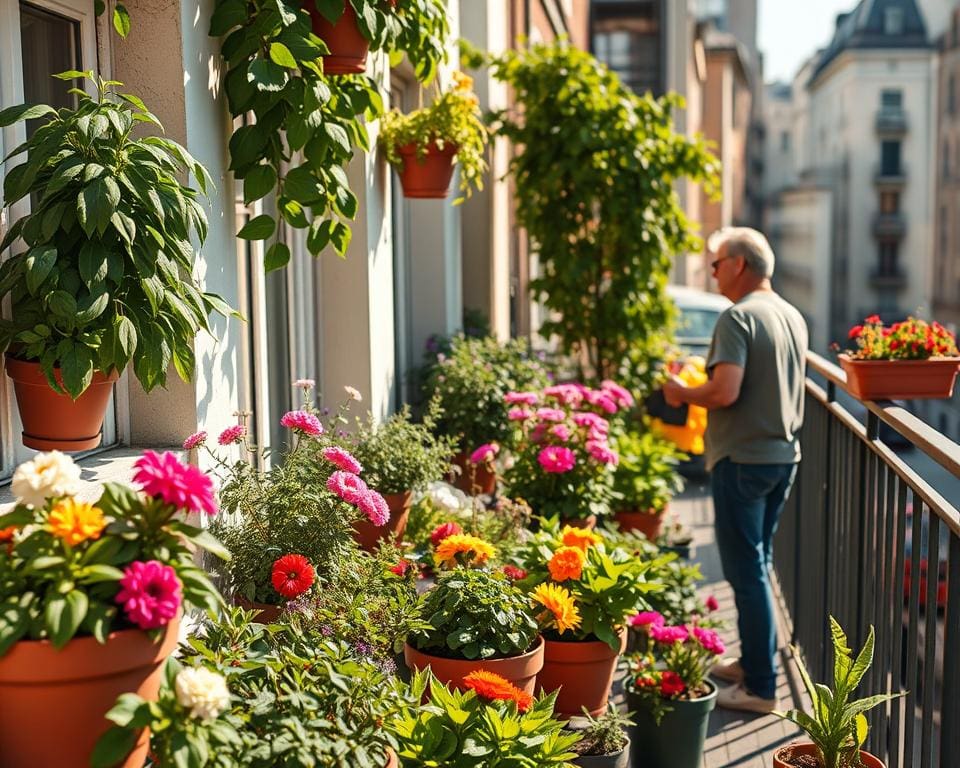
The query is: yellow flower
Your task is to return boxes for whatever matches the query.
[48,498,107,546]
[547,546,586,582]
[452,71,474,92]
[433,533,496,568]
[532,583,581,634]
[561,525,602,551]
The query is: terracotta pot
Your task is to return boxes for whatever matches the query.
[537,628,627,718]
[0,617,180,768]
[354,490,412,551]
[561,514,597,531]
[450,451,497,495]
[234,597,284,622]
[838,354,960,400]
[614,507,666,540]
[306,1,370,74]
[4,356,119,451]
[404,636,544,695]
[772,743,886,768]
[397,141,458,199]
[572,736,631,768]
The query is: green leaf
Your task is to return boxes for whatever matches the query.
[330,221,351,256]
[0,103,56,127]
[113,4,131,37]
[25,246,57,295]
[323,122,351,155]
[283,166,324,204]
[265,242,291,272]
[209,0,247,35]
[237,214,276,240]
[307,217,331,254]
[59,343,94,399]
[269,42,297,68]
[117,315,137,359]
[90,726,138,768]
[79,241,110,286]
[46,590,88,649]
[242,164,277,204]
[247,59,289,92]
[48,290,78,320]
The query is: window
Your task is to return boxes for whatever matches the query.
[945,140,952,180]
[592,2,663,96]
[949,74,957,116]
[880,140,902,175]
[880,89,902,109]
[880,191,899,213]
[878,241,900,275]
[884,7,904,36]
[780,130,790,152]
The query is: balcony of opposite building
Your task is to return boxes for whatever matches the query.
[872,211,907,238]
[870,266,908,291]
[875,107,908,136]
[874,164,907,187]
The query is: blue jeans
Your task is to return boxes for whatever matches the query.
[711,458,797,699]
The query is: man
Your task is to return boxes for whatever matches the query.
[663,227,808,714]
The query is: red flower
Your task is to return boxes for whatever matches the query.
[502,564,528,581]
[848,325,863,339]
[704,594,719,612]
[430,521,463,547]
[390,559,415,577]
[660,670,686,697]
[271,554,315,599]
[865,314,881,324]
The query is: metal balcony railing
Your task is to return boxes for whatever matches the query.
[872,212,907,238]
[875,108,908,135]
[773,351,960,768]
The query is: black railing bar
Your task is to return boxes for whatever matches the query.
[903,492,925,767]
[919,512,940,768]
[888,478,909,768]
[940,535,960,765]
[807,380,869,439]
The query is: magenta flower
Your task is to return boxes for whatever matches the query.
[469,442,500,464]
[504,391,539,405]
[536,407,566,423]
[572,412,609,434]
[585,389,618,414]
[543,384,584,407]
[508,407,534,421]
[649,624,690,645]
[530,423,549,443]
[327,471,368,504]
[133,450,217,516]
[115,560,182,630]
[586,439,619,466]
[600,380,635,409]
[218,425,246,445]
[182,431,207,451]
[693,626,726,656]
[322,446,363,474]
[705,594,719,612]
[280,410,324,437]
[357,489,390,526]
[550,424,572,441]
[538,446,576,473]
[629,610,665,628]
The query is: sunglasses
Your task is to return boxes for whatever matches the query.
[710,255,733,271]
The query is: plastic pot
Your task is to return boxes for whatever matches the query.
[627,680,717,768]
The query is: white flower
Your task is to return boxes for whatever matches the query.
[293,378,315,390]
[344,385,362,402]
[175,667,231,721]
[11,451,81,509]
[427,481,468,513]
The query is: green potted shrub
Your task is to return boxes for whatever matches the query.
[771,617,903,768]
[611,428,686,540]
[349,401,456,550]
[379,71,487,200]
[0,73,230,451]
[404,564,543,694]
[569,704,633,768]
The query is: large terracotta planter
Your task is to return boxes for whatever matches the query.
[354,490,412,550]
[450,451,497,496]
[838,354,960,400]
[0,617,180,768]
[404,635,544,695]
[628,681,717,768]
[614,506,667,540]
[537,628,627,718]
[397,141,458,199]
[234,596,283,622]
[5,356,118,451]
[773,743,886,768]
[306,1,369,74]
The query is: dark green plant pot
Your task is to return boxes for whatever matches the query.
[572,736,630,768]
[628,681,717,768]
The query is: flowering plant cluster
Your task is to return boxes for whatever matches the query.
[502,381,634,522]
[515,523,659,649]
[0,450,227,654]
[843,315,959,360]
[623,610,725,723]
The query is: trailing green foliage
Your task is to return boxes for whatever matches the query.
[0,74,230,397]
[472,41,719,385]
[611,427,686,513]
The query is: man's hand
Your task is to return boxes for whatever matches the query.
[662,376,687,407]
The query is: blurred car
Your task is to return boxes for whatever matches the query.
[667,285,732,358]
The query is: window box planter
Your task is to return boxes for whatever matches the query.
[838,354,960,400]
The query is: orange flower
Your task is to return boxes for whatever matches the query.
[48,498,107,546]
[0,526,16,542]
[548,546,585,582]
[560,525,602,551]
[433,533,496,568]
[462,669,533,712]
[531,583,581,634]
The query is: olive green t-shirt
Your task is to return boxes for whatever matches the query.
[704,290,808,471]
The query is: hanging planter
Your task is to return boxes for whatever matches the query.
[306,1,370,75]
[396,141,458,198]
[537,629,627,718]
[627,681,717,768]
[404,635,544,695]
[0,618,180,768]
[773,743,885,768]
[354,490,412,550]
[839,354,960,400]
[4,356,118,451]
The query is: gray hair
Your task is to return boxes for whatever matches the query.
[707,227,776,278]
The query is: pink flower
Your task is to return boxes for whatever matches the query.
[218,425,246,445]
[572,412,609,434]
[584,389,618,414]
[629,610,665,628]
[504,391,539,405]
[508,407,534,421]
[430,521,463,546]
[115,560,182,630]
[536,407,566,423]
[322,446,363,474]
[502,564,528,581]
[280,410,324,437]
[693,627,726,656]
[649,624,689,644]
[182,431,207,451]
[543,384,583,407]
[600,380,635,409]
[470,443,500,464]
[133,450,217,516]
[705,595,719,612]
[538,446,576,473]
[327,471,368,504]
[550,423,572,441]
[530,423,549,443]
[292,378,316,389]
[586,439,619,466]
[357,489,390,526]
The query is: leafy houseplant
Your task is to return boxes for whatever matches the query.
[570,704,633,768]
[838,315,960,400]
[611,428,686,539]
[772,617,903,768]
[0,450,228,768]
[379,71,488,200]
[0,73,229,450]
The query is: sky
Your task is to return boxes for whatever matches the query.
[759,0,855,84]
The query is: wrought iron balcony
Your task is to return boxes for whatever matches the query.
[874,164,907,187]
[870,266,908,290]
[872,212,907,238]
[875,108,908,135]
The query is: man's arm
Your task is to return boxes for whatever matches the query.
[662,363,744,410]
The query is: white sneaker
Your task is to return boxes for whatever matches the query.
[716,683,777,714]
[710,657,745,683]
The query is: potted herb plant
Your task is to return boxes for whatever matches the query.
[623,617,724,768]
[838,315,960,400]
[515,523,658,718]
[379,71,488,200]
[611,428,686,539]
[0,450,228,768]
[771,617,902,768]
[349,400,456,550]
[569,704,633,768]
[0,73,230,451]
